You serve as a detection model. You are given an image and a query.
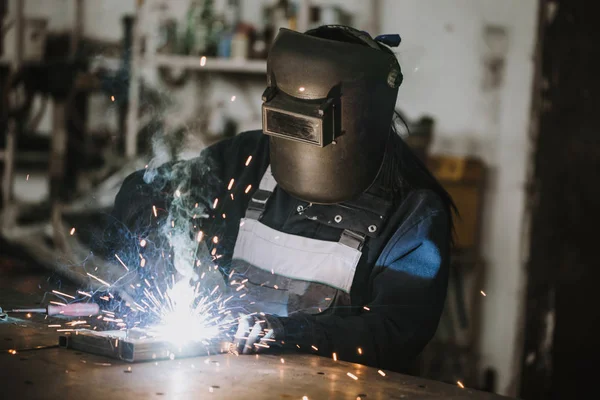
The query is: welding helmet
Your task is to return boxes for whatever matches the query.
[262,25,403,204]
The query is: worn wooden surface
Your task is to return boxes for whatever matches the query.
[0,271,510,399]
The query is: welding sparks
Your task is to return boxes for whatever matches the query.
[52,290,75,300]
[231,95,236,102]
[70,227,76,235]
[244,185,252,194]
[111,95,115,102]
[86,272,111,287]
[333,353,337,361]
[67,320,87,326]
[26,174,29,181]
[49,301,66,306]
[311,345,318,351]
[481,290,487,296]
[114,254,129,271]
[152,205,158,217]
[228,178,235,190]
[8,349,17,355]
[212,236,219,244]
[200,56,207,66]
[299,86,306,92]
[378,370,386,377]
[357,347,362,355]
[363,306,370,311]
[140,239,147,247]
[197,231,204,242]
[457,381,465,389]
[147,279,223,346]
[245,155,252,166]
[347,372,358,380]
[302,397,309,400]
[213,198,219,208]
[280,358,285,364]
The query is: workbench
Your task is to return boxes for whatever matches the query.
[0,270,510,399]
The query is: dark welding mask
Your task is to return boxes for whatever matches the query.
[262,26,403,204]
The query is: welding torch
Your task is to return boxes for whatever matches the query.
[7,303,100,317]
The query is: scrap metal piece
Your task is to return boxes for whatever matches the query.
[59,329,228,362]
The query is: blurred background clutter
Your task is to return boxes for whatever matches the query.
[2,1,598,399]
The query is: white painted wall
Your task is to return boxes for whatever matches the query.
[3,0,538,395]
[380,0,539,396]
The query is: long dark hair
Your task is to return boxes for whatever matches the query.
[381,112,458,233]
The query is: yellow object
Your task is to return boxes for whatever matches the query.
[428,155,486,250]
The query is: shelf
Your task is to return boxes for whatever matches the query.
[144,55,267,74]
[0,150,48,164]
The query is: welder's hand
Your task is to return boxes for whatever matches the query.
[233,314,284,355]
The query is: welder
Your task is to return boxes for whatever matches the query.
[105,25,455,373]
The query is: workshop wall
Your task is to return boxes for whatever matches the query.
[380,0,539,396]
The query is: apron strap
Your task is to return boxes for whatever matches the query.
[339,229,367,251]
[246,165,277,220]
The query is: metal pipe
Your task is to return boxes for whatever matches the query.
[12,0,23,65]
[50,100,69,252]
[9,303,100,317]
[71,0,84,58]
[370,0,381,36]
[1,0,24,229]
[125,0,143,159]
[297,0,310,33]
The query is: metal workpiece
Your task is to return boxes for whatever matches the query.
[59,329,228,362]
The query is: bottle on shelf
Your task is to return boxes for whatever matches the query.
[217,0,240,58]
[183,0,217,56]
[231,23,254,60]
[272,0,290,34]
[262,5,275,52]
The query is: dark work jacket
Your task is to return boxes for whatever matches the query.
[106,130,450,373]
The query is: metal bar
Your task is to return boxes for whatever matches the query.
[8,308,46,313]
[297,0,310,33]
[1,0,24,229]
[70,0,84,58]
[1,121,16,218]
[49,101,70,252]
[125,0,143,158]
[12,0,23,65]
[369,0,382,35]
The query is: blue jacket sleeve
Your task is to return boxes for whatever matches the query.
[279,199,450,372]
